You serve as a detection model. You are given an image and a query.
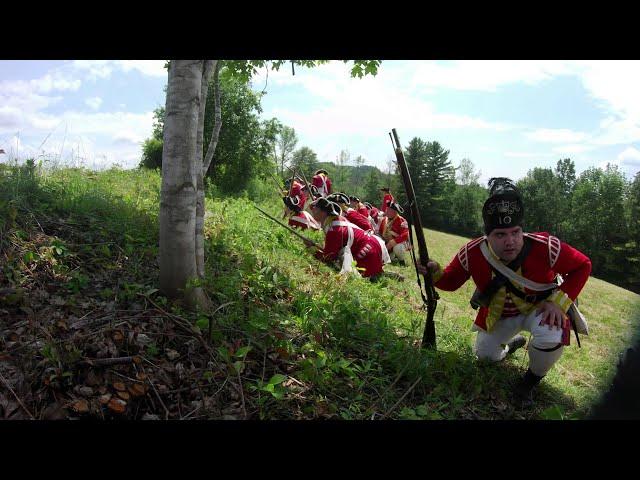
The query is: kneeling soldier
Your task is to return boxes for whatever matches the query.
[419,178,592,404]
[283,195,320,230]
[307,197,389,279]
[379,202,411,266]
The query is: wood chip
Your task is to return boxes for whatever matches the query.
[116,391,130,401]
[72,399,90,413]
[107,398,127,414]
[128,383,146,397]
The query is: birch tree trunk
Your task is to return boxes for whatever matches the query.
[195,60,216,280]
[159,60,209,308]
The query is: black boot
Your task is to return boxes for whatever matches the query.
[505,335,527,357]
[514,368,544,407]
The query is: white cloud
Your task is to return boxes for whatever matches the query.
[407,60,574,92]
[85,97,102,110]
[526,128,589,144]
[504,151,553,158]
[551,144,594,154]
[72,60,167,80]
[617,147,640,168]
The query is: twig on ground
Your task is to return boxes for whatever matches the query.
[0,371,35,420]
[83,356,140,367]
[237,370,247,420]
[380,376,423,420]
[140,364,170,420]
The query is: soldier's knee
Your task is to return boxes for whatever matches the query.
[475,345,505,363]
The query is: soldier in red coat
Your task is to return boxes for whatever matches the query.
[306,197,388,278]
[378,202,411,265]
[283,195,320,230]
[285,176,307,209]
[349,195,370,219]
[365,202,383,234]
[326,193,373,232]
[380,187,394,212]
[311,169,332,197]
[419,178,592,404]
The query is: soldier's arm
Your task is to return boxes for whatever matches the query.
[547,239,592,313]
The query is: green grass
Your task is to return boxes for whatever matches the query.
[1,163,638,420]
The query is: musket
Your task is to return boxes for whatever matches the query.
[269,171,285,195]
[389,128,439,349]
[286,165,312,198]
[253,204,321,249]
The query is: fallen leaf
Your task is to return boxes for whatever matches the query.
[135,372,147,381]
[112,331,124,343]
[72,399,90,413]
[166,349,180,361]
[107,398,127,414]
[141,413,159,420]
[128,383,146,397]
[116,391,130,401]
[113,382,126,392]
[99,394,112,405]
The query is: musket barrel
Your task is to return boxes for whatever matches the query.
[253,204,320,248]
[390,128,438,349]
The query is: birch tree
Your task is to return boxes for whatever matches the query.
[159,60,381,308]
[159,60,220,308]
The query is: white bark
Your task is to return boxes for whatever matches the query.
[196,60,216,280]
[159,60,208,307]
[203,60,223,176]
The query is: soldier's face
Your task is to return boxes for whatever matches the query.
[385,207,397,219]
[487,226,524,262]
[310,205,326,223]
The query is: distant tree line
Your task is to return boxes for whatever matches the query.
[139,70,640,294]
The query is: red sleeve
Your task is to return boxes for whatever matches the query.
[315,228,345,262]
[327,178,332,194]
[434,252,472,292]
[394,217,409,243]
[553,240,592,300]
[347,211,373,231]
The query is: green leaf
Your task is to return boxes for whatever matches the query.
[196,317,209,331]
[232,360,244,374]
[234,346,252,358]
[415,404,429,417]
[540,405,564,420]
[267,374,286,385]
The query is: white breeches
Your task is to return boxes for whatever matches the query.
[389,241,410,261]
[474,309,564,377]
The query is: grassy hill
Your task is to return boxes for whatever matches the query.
[1,163,638,420]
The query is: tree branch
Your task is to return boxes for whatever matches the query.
[203,60,223,176]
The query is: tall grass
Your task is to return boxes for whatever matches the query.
[2,162,638,419]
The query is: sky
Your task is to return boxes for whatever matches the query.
[1,60,639,183]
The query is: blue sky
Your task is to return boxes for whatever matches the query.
[1,60,639,183]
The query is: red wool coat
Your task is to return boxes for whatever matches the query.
[379,214,409,244]
[312,174,332,196]
[315,216,383,277]
[380,193,394,212]
[289,181,307,209]
[288,211,320,230]
[433,232,592,333]
[345,208,374,232]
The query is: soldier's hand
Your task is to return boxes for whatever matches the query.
[537,301,567,330]
[303,239,316,249]
[417,261,440,276]
[386,239,397,251]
